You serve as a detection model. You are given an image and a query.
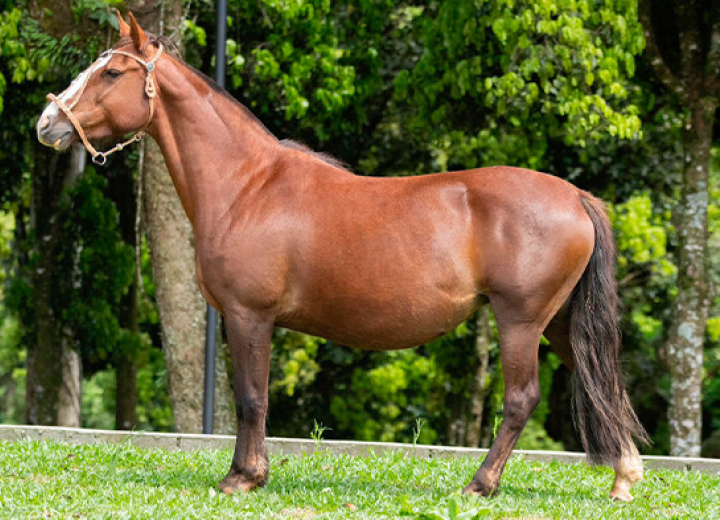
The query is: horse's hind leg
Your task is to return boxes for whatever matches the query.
[544,310,643,502]
[463,296,544,497]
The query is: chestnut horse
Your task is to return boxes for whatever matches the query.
[38,13,648,501]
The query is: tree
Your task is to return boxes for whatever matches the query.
[639,0,720,456]
[1,4,94,424]
[465,307,493,447]
[56,147,85,427]
[105,155,141,430]
[25,142,71,425]
[1,2,153,429]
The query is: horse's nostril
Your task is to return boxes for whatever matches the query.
[40,115,51,130]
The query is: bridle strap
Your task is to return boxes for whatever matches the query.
[47,44,163,165]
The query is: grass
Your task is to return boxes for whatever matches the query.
[0,439,718,519]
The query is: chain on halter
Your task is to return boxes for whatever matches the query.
[46,44,163,165]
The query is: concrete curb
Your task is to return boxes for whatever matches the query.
[1,424,718,473]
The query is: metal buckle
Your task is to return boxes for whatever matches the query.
[92,153,107,166]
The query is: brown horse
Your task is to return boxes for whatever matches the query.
[37,13,648,501]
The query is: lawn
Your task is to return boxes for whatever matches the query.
[0,439,717,519]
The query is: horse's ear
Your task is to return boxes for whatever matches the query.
[116,10,131,38]
[128,12,149,52]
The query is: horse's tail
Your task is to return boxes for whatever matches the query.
[569,192,649,465]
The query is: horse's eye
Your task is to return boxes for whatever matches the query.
[104,69,122,79]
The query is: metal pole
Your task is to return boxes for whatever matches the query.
[203,0,228,435]
[215,0,228,91]
[202,305,218,434]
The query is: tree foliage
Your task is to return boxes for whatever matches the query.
[0,1,162,428]
[55,170,137,364]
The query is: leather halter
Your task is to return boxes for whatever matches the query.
[46,44,163,165]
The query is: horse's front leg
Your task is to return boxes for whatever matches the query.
[219,312,273,494]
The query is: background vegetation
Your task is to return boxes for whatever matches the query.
[1,0,720,459]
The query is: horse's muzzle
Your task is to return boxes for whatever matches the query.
[37,102,75,151]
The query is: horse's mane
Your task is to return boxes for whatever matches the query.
[115,35,350,173]
[278,140,349,171]
[186,67,349,172]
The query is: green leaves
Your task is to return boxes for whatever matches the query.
[0,8,21,116]
[70,0,123,28]
[608,194,675,348]
[404,0,645,156]
[329,350,439,443]
[610,193,674,278]
[55,169,137,361]
[183,19,207,48]
[222,0,360,140]
[271,329,321,397]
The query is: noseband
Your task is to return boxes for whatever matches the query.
[46,44,163,165]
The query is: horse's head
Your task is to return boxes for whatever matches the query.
[37,12,161,164]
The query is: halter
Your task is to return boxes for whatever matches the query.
[46,44,163,165]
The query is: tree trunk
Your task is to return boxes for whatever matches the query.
[115,279,138,430]
[57,345,81,427]
[55,146,86,427]
[141,136,236,433]
[56,147,85,427]
[26,142,73,425]
[142,139,203,432]
[106,157,140,430]
[213,336,236,435]
[465,306,492,447]
[639,0,720,458]
[666,97,717,457]
[115,351,137,430]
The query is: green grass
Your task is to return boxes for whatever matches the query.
[0,440,718,519]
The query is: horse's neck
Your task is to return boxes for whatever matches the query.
[147,59,278,228]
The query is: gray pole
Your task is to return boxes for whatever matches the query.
[203,0,228,435]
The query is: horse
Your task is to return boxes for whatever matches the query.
[37,12,648,501]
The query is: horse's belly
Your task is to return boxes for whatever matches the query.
[279,289,479,350]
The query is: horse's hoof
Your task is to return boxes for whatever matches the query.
[219,480,255,494]
[609,489,634,502]
[609,480,635,503]
[609,478,636,502]
[462,481,498,498]
[218,472,266,494]
[609,457,642,503]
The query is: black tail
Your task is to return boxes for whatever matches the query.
[569,193,649,465]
